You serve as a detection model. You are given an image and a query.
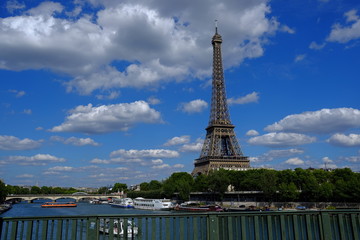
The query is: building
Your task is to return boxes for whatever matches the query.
[192,27,250,176]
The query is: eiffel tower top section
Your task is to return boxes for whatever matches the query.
[209,26,232,127]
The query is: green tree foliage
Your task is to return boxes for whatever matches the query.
[139,182,150,191]
[163,172,194,200]
[0,180,7,203]
[193,174,209,192]
[149,180,162,190]
[112,183,128,193]
[207,169,230,199]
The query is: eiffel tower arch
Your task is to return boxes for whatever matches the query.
[192,27,250,176]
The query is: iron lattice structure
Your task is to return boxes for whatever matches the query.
[192,28,250,176]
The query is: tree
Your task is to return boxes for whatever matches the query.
[30,186,41,194]
[163,172,194,201]
[139,182,150,191]
[149,180,162,190]
[207,169,230,199]
[112,183,128,193]
[97,187,109,194]
[278,182,299,201]
[193,174,209,192]
[0,180,7,203]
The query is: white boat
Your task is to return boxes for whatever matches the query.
[111,198,134,208]
[99,219,138,237]
[133,197,174,210]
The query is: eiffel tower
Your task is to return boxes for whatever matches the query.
[192,26,250,176]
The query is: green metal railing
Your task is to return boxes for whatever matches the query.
[1,210,359,239]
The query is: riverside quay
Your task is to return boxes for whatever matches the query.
[1,210,360,239]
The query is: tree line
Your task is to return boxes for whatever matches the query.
[2,168,360,203]
[130,168,360,202]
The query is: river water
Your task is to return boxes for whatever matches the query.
[1,199,167,218]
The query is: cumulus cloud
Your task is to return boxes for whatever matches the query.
[47,166,74,171]
[246,130,259,136]
[309,41,326,50]
[0,135,42,150]
[248,132,316,147]
[110,148,179,158]
[90,158,110,164]
[228,92,259,105]
[285,157,304,166]
[253,148,304,163]
[50,101,162,134]
[164,135,190,146]
[265,108,360,134]
[3,154,65,166]
[327,9,360,43]
[51,136,100,146]
[180,138,204,152]
[0,1,283,95]
[327,133,360,147]
[178,99,208,113]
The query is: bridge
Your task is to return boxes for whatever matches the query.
[5,194,123,203]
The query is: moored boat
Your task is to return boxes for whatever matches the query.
[41,202,77,208]
[133,197,173,210]
[111,198,134,208]
[174,202,223,212]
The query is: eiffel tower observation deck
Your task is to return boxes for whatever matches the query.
[192,26,250,176]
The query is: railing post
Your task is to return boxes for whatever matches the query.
[86,217,98,240]
[320,212,332,240]
[208,214,219,240]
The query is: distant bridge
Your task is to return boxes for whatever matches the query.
[5,194,123,203]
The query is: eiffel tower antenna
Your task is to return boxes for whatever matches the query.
[192,26,250,176]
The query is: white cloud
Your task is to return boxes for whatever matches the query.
[265,108,360,134]
[50,101,162,134]
[180,138,204,152]
[294,54,306,62]
[90,158,110,164]
[8,89,26,98]
[151,159,163,164]
[17,174,34,178]
[110,149,179,158]
[173,164,184,168]
[327,133,360,147]
[152,164,170,169]
[47,166,74,171]
[164,135,190,146]
[23,109,32,115]
[4,154,65,166]
[248,132,316,147]
[178,99,208,113]
[309,41,326,50]
[254,148,304,163]
[321,157,338,169]
[51,136,100,146]
[327,9,360,43]
[285,157,304,165]
[96,91,120,100]
[147,96,161,105]
[246,130,259,136]
[0,1,282,95]
[228,92,259,105]
[6,0,25,14]
[0,135,42,150]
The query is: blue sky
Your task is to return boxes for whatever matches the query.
[1,0,359,188]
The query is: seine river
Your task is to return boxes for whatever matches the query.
[1,199,166,218]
